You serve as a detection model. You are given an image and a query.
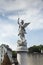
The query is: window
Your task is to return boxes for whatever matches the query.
[1,55,2,57]
[2,47,3,48]
[1,59,2,61]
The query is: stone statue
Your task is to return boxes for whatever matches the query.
[17,18,30,65]
[18,18,30,41]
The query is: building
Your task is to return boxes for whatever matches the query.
[41,49,43,53]
[0,44,12,65]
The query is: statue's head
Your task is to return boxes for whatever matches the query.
[21,20,24,25]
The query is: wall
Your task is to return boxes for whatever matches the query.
[27,53,43,65]
[7,50,12,62]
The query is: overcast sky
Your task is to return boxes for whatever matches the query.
[0,0,43,50]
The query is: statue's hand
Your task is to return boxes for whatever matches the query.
[18,18,20,24]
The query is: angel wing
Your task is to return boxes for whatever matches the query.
[23,22,30,28]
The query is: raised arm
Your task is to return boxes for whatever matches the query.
[18,18,20,24]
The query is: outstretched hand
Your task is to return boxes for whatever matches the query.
[18,18,20,24]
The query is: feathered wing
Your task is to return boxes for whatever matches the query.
[23,23,30,28]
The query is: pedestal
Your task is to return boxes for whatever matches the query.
[17,46,28,65]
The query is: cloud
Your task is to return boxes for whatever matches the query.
[0,0,43,31]
[0,0,43,50]
[0,41,17,50]
[0,22,18,50]
[0,22,18,38]
[0,0,26,11]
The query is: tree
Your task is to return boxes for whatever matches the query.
[1,53,12,65]
[12,51,17,58]
[28,45,43,53]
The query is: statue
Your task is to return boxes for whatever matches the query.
[18,18,30,41]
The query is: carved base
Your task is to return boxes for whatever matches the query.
[17,46,28,65]
[17,46,28,52]
[17,40,27,46]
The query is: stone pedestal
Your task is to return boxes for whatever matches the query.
[17,46,28,65]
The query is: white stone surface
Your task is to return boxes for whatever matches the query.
[17,46,28,52]
[17,52,28,65]
[27,53,43,65]
[41,50,43,53]
[17,45,28,65]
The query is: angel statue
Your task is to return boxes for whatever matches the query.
[18,18,30,41]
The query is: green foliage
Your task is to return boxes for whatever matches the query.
[28,45,43,53]
[12,51,17,58]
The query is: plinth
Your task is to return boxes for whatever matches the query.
[17,40,28,65]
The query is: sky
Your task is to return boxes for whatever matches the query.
[0,0,43,50]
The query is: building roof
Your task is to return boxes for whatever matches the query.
[1,44,12,51]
